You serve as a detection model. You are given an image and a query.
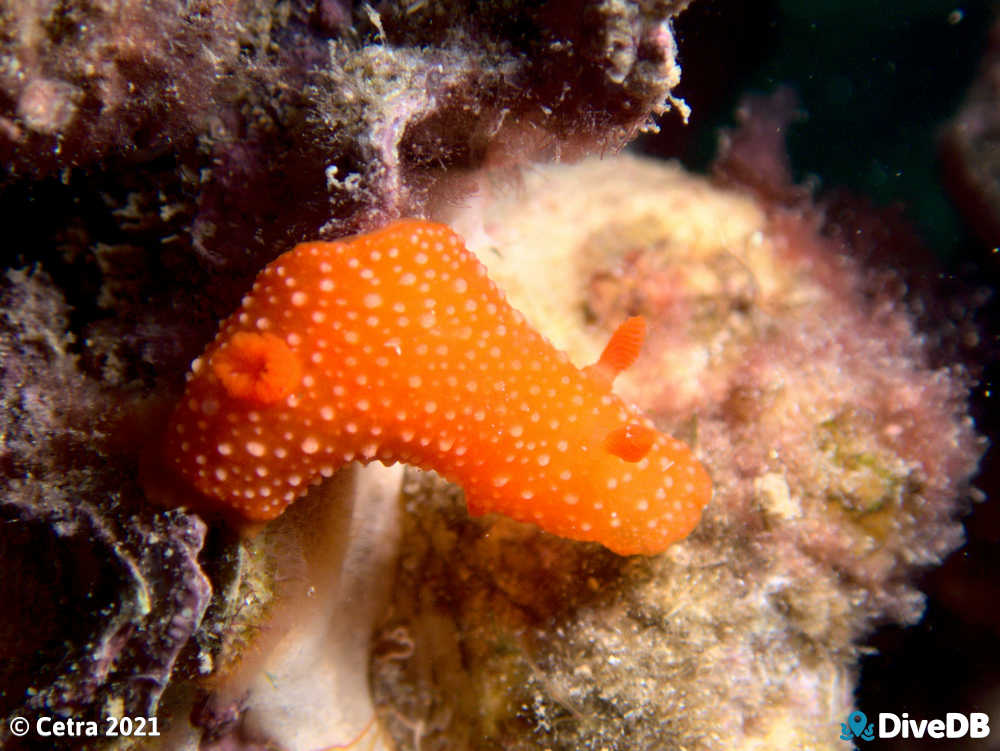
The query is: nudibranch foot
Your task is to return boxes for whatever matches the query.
[156,219,712,555]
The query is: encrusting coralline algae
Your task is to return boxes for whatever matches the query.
[366,154,984,750]
[164,151,983,751]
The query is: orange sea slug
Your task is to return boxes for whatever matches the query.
[159,219,711,555]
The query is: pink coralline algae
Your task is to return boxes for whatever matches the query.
[366,149,985,750]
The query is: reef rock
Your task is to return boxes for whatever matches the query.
[365,153,985,750]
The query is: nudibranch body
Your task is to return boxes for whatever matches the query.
[160,219,711,555]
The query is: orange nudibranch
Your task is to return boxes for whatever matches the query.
[159,219,711,555]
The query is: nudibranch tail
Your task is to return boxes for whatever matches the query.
[157,219,712,555]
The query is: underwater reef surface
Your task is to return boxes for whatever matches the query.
[0,2,989,751]
[364,153,984,751]
[0,0,689,261]
[0,1,695,748]
[140,150,981,750]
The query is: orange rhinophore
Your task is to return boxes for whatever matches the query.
[158,219,712,555]
[587,315,646,384]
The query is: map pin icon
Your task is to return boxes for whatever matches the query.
[849,711,868,737]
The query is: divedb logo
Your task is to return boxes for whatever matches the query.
[842,712,875,741]
[841,710,991,741]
